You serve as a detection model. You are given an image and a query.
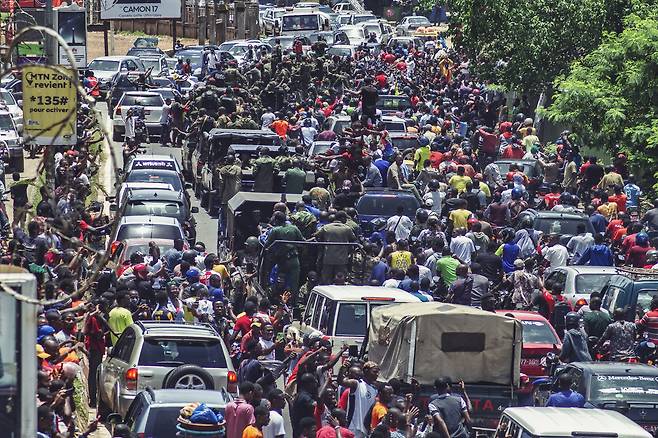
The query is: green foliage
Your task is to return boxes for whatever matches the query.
[546,13,658,188]
[448,0,630,92]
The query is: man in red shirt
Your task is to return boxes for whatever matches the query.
[316,409,355,438]
[637,296,658,343]
[544,184,562,209]
[627,233,653,267]
[608,185,628,213]
[502,141,525,159]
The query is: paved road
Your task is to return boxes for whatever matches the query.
[92,103,293,437]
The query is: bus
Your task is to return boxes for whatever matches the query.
[280,9,331,36]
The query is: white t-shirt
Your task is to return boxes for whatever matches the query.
[348,380,378,435]
[450,235,476,264]
[543,244,569,271]
[259,338,275,361]
[386,215,413,241]
[262,410,285,438]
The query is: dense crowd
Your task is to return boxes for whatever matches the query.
[9,18,658,438]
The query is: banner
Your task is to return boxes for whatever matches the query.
[100,0,181,19]
[57,5,87,67]
[22,65,77,146]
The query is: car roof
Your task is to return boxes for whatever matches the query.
[330,45,354,49]
[119,215,181,225]
[120,182,174,190]
[91,55,141,61]
[559,266,618,275]
[503,407,651,437]
[311,285,422,302]
[121,237,174,246]
[124,190,184,202]
[570,361,658,375]
[495,310,550,322]
[534,211,589,220]
[360,188,417,197]
[144,389,230,405]
[137,321,220,338]
[494,158,538,165]
[123,91,161,97]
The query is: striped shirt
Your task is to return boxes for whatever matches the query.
[637,310,658,343]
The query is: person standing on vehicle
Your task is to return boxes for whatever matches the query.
[545,374,585,407]
[253,147,276,193]
[316,211,357,284]
[217,156,242,226]
[428,378,470,438]
[595,308,637,360]
[266,211,305,293]
[560,312,592,363]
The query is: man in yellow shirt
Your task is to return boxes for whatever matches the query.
[107,291,134,345]
[414,136,431,172]
[449,199,473,230]
[448,166,472,193]
[242,405,270,438]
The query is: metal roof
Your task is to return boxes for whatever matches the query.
[311,285,422,302]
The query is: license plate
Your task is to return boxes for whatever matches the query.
[521,358,541,366]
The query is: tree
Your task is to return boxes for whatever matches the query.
[448,0,629,92]
[545,12,658,187]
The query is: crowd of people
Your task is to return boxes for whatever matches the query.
[7,13,658,438]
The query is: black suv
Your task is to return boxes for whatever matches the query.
[601,269,658,320]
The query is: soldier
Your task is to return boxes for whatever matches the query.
[252,147,276,193]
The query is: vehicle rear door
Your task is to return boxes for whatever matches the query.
[102,328,136,401]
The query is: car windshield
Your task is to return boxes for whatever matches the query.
[385,121,406,132]
[116,224,182,240]
[534,218,591,235]
[120,94,163,107]
[363,24,381,35]
[124,201,183,218]
[335,303,367,337]
[520,319,558,344]
[378,96,411,111]
[357,195,419,217]
[637,289,658,315]
[495,162,537,177]
[228,45,249,55]
[353,15,376,23]
[123,242,174,262]
[139,338,228,368]
[154,90,176,101]
[0,90,16,105]
[328,47,352,57]
[0,114,14,131]
[343,27,365,40]
[310,142,333,156]
[410,17,430,24]
[141,59,162,71]
[590,375,658,403]
[87,59,119,72]
[575,274,613,296]
[144,405,226,438]
[175,50,202,68]
[282,15,319,31]
[126,170,183,191]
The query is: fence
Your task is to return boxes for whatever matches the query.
[108,1,260,44]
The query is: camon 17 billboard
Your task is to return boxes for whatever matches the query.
[100,0,181,19]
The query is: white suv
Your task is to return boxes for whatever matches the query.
[112,91,165,142]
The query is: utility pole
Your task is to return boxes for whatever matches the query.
[44,0,57,193]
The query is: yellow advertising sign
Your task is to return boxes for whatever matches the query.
[22,65,77,146]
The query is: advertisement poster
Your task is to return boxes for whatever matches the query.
[22,65,77,146]
[100,0,181,19]
[57,6,87,67]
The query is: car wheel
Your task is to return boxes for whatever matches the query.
[163,364,215,390]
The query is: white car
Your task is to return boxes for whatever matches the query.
[544,266,617,307]
[227,42,272,64]
[339,24,367,46]
[139,55,170,77]
[333,2,355,14]
[112,91,165,142]
[114,182,176,207]
[327,44,356,58]
[86,56,145,97]
[112,215,186,243]
[0,110,24,172]
[396,15,431,36]
[261,7,287,35]
[0,88,23,129]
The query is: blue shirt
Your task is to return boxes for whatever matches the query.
[304,203,321,218]
[624,183,641,207]
[370,260,387,285]
[546,390,585,407]
[577,244,613,266]
[374,159,391,186]
[589,213,608,234]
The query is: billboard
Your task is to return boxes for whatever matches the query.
[22,65,77,146]
[57,5,87,67]
[100,0,181,19]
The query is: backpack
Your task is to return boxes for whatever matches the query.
[551,299,571,337]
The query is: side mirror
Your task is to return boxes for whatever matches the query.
[16,123,23,132]
[120,67,128,72]
[185,183,193,190]
[17,100,22,107]
[109,204,117,212]
[191,206,199,213]
[106,195,116,202]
